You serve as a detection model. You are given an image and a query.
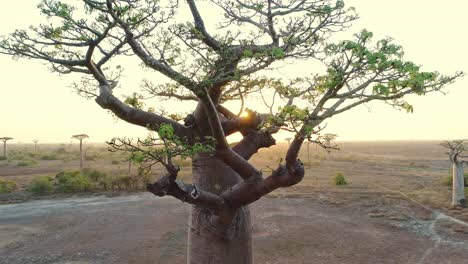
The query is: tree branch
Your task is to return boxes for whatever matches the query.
[84,45,191,139]
[147,175,225,214]
[186,0,221,51]
[198,89,261,181]
[232,131,276,160]
[221,109,262,136]
[220,160,305,209]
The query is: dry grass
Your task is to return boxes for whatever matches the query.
[0,140,456,211]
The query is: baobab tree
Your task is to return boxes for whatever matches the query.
[0,137,13,159]
[0,1,462,263]
[72,134,89,170]
[441,140,467,207]
[32,139,39,152]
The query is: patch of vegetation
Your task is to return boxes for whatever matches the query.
[40,154,59,160]
[29,176,54,195]
[16,159,37,167]
[109,175,135,191]
[85,155,96,161]
[0,156,7,161]
[442,173,468,187]
[0,178,17,193]
[111,159,120,164]
[10,154,26,160]
[333,172,347,186]
[82,168,107,182]
[56,171,92,193]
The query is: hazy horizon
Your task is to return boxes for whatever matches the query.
[1,0,467,143]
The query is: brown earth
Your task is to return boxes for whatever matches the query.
[1,192,468,264]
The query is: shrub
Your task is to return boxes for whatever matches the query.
[110,175,134,191]
[85,155,96,161]
[82,168,107,182]
[333,172,347,186]
[29,176,54,194]
[56,171,92,193]
[40,154,59,160]
[0,156,7,161]
[16,159,37,167]
[111,160,120,165]
[99,175,112,191]
[0,178,17,193]
[11,154,26,160]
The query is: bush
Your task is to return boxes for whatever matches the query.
[11,154,26,160]
[85,155,96,161]
[0,178,17,193]
[16,159,37,167]
[111,160,120,165]
[40,154,59,160]
[110,175,134,191]
[82,168,107,182]
[29,176,54,194]
[56,171,92,193]
[333,172,347,186]
[0,156,7,161]
[98,175,112,191]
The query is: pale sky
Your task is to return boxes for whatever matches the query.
[0,0,467,143]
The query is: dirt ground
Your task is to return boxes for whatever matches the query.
[1,141,468,263]
[1,193,468,264]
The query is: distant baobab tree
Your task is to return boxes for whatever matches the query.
[322,133,338,150]
[72,134,89,170]
[441,140,467,207]
[32,139,39,152]
[0,137,13,159]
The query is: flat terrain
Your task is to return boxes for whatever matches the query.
[1,193,468,264]
[1,141,468,263]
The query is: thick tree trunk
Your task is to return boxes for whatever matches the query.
[452,162,466,206]
[188,154,252,264]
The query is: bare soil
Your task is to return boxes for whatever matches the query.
[1,193,468,264]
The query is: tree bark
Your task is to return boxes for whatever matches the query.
[452,162,466,207]
[188,154,252,264]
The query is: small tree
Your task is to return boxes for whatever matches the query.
[33,139,39,152]
[441,140,467,207]
[72,134,89,170]
[0,137,13,158]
